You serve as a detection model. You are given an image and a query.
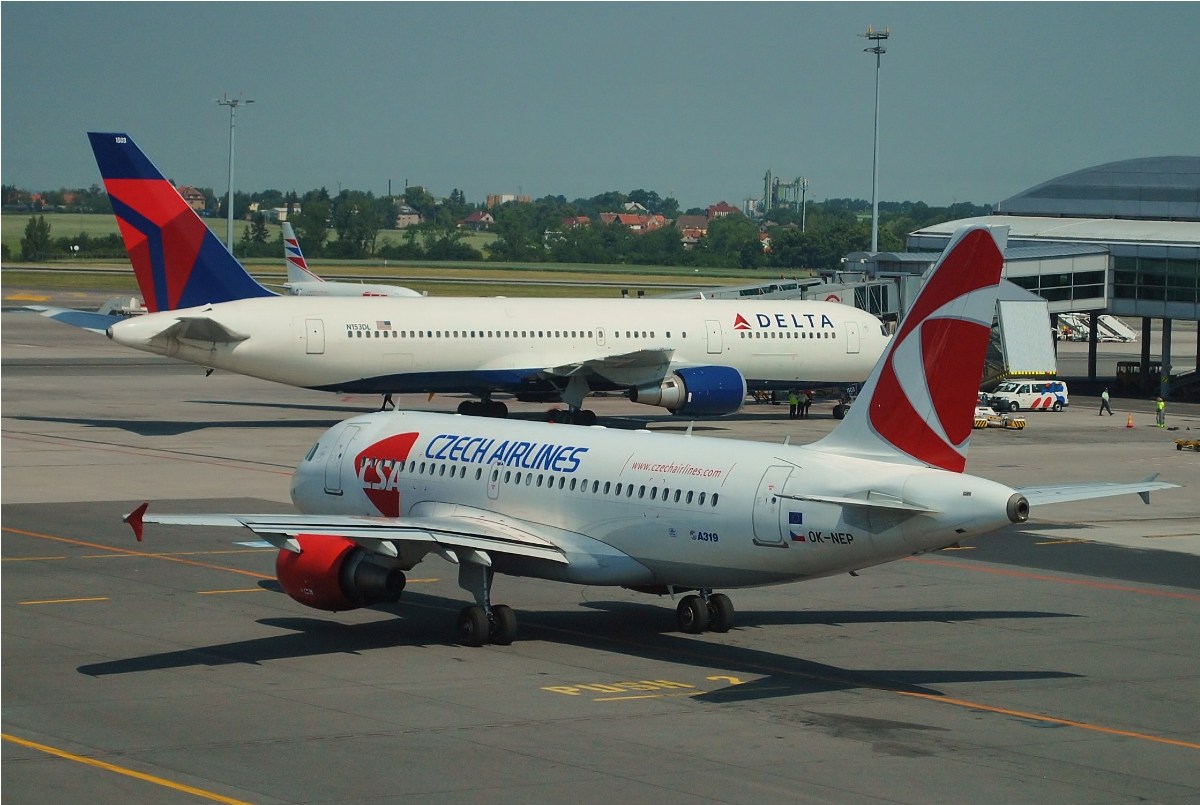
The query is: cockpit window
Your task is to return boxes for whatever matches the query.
[304,442,320,461]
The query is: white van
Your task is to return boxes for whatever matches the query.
[989,380,1069,412]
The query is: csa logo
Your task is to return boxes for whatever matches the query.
[355,432,421,517]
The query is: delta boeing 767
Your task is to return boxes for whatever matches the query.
[35,132,888,423]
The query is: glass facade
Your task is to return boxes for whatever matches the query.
[1112,252,1200,304]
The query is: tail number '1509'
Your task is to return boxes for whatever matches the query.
[691,530,719,542]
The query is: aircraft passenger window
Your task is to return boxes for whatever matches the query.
[439,465,446,476]
[698,492,706,505]
[504,470,512,483]
[536,475,543,487]
[347,332,352,339]
[539,331,544,338]
[491,469,499,482]
[626,485,634,498]
[673,489,681,503]
[638,485,646,498]
[686,491,694,504]
[514,471,522,484]
[357,331,363,338]
[615,483,623,496]
[570,478,577,491]
[711,493,718,507]
[557,477,565,489]
[650,487,658,500]
[666,332,671,338]
[603,481,611,495]
[525,474,533,486]
[588,331,594,338]
[592,480,599,493]
[476,468,482,480]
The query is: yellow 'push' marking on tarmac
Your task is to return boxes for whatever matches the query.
[2,526,274,581]
[2,733,254,804]
[895,691,1200,751]
[1035,539,1084,546]
[2,555,68,562]
[19,597,108,605]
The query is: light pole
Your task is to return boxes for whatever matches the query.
[860,26,889,253]
[800,177,808,233]
[217,93,253,251]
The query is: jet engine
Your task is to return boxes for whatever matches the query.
[628,366,746,416]
[275,536,406,612]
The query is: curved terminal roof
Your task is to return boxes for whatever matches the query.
[911,215,1200,248]
[995,157,1200,221]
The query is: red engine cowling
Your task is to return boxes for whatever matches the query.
[275,535,406,612]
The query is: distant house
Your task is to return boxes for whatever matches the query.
[562,215,591,229]
[706,201,739,220]
[395,204,421,229]
[486,193,532,209]
[460,210,494,231]
[599,212,667,232]
[177,185,207,212]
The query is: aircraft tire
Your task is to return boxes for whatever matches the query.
[833,404,846,420]
[677,595,709,634]
[489,401,509,418]
[580,410,597,426]
[706,594,734,633]
[457,401,476,415]
[489,605,517,645]
[457,605,490,647]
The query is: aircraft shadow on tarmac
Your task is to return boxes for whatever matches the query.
[76,589,1079,701]
[11,414,348,436]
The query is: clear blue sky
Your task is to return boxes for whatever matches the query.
[3,2,1197,211]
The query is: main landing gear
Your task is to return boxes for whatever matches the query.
[455,559,517,646]
[676,590,735,634]
[546,407,597,426]
[457,398,509,418]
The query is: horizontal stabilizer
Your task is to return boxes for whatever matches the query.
[778,490,940,514]
[161,316,251,344]
[29,306,125,334]
[1018,478,1179,506]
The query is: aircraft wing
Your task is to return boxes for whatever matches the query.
[28,305,125,334]
[126,507,569,565]
[1018,476,1179,506]
[544,347,674,386]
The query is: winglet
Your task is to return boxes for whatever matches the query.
[123,502,150,542]
[1138,473,1160,505]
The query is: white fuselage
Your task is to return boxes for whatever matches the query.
[107,296,888,397]
[285,281,424,298]
[290,411,1020,590]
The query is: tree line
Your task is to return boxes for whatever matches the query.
[4,181,989,270]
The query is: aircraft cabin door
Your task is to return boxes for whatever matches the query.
[845,321,860,354]
[324,425,360,495]
[752,465,792,546]
[705,319,723,354]
[306,318,325,354]
[487,462,501,500]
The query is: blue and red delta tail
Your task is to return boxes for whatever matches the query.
[87,132,274,312]
[812,225,1007,473]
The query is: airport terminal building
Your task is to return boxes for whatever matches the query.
[907,157,1200,398]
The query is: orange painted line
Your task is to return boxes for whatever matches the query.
[197,588,267,596]
[82,548,274,559]
[906,557,1200,602]
[895,691,1200,750]
[20,597,108,605]
[2,555,68,562]
[2,733,254,804]
[2,526,273,581]
[1,432,292,477]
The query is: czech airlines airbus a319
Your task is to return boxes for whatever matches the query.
[35,132,889,423]
[127,225,1177,646]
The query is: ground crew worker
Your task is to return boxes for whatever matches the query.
[1099,388,1113,416]
[798,389,811,419]
[788,389,799,419]
[1156,396,1166,428]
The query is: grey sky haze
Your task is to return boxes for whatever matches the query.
[3,2,1197,211]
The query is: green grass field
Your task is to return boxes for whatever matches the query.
[2,211,809,298]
